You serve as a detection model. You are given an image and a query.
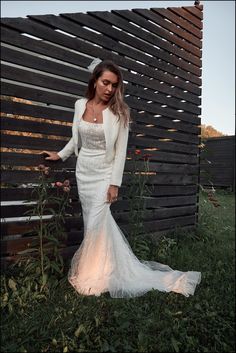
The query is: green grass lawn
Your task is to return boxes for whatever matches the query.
[1,189,235,352]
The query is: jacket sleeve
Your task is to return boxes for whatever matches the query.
[110,122,129,187]
[57,137,75,162]
[57,99,80,161]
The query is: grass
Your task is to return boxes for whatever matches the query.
[1,189,235,352]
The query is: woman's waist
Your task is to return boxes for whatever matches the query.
[79,146,106,156]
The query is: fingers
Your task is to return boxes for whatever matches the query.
[40,151,54,160]
[106,193,118,203]
[40,151,50,159]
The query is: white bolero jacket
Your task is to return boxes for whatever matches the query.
[57,98,129,187]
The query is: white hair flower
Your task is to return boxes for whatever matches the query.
[87,58,102,73]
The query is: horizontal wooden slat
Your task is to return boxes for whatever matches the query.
[132,111,200,134]
[62,11,201,72]
[1,63,85,96]
[152,8,202,38]
[1,116,71,136]
[1,45,90,84]
[0,26,92,74]
[1,203,198,237]
[1,169,76,184]
[0,116,200,148]
[1,194,198,219]
[1,29,201,106]
[1,81,77,108]
[2,80,200,125]
[129,135,199,154]
[0,185,198,202]
[1,58,200,115]
[0,132,69,150]
[184,5,203,20]
[0,152,76,168]
[1,148,198,168]
[125,97,201,125]
[1,17,201,95]
[171,7,203,28]
[1,99,73,122]
[1,186,79,201]
[145,8,202,42]
[1,152,198,174]
[113,9,201,56]
[141,214,197,233]
[1,130,199,154]
[131,123,199,144]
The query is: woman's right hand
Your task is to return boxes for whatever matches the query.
[40,150,61,161]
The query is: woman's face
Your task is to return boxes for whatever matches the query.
[95,70,119,103]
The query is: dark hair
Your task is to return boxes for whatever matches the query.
[85,60,130,127]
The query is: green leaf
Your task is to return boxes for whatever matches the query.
[50,262,62,274]
[171,337,179,352]
[17,248,38,255]
[42,273,48,286]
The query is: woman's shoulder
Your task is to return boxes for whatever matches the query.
[75,97,88,106]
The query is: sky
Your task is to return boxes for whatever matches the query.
[1,1,235,136]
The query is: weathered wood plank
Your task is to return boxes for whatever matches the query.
[111,9,201,57]
[1,81,77,108]
[64,11,201,71]
[1,17,201,95]
[152,8,202,36]
[1,99,73,123]
[1,116,71,137]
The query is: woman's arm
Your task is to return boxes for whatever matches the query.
[110,122,129,187]
[57,137,75,161]
[57,99,80,161]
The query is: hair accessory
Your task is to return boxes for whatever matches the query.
[87,58,102,73]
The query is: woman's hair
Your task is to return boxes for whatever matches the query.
[85,60,130,127]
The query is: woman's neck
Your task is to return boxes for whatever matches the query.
[92,96,108,107]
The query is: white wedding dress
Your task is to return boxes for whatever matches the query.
[68,118,201,298]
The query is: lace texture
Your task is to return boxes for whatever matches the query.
[79,119,106,150]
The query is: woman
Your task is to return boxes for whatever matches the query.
[42,59,201,298]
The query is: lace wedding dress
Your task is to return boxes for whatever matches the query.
[68,118,201,298]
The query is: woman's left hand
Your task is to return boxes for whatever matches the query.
[107,185,119,203]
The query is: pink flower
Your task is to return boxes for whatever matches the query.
[63,179,70,187]
[38,164,50,175]
[38,164,46,171]
[55,181,63,187]
[44,167,50,175]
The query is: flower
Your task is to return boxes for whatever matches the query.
[55,181,63,187]
[44,167,50,175]
[135,149,142,155]
[38,164,46,171]
[63,186,71,193]
[38,164,50,175]
[63,179,70,187]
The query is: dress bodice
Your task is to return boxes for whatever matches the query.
[79,119,106,150]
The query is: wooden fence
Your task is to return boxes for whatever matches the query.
[200,135,235,191]
[1,3,203,267]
